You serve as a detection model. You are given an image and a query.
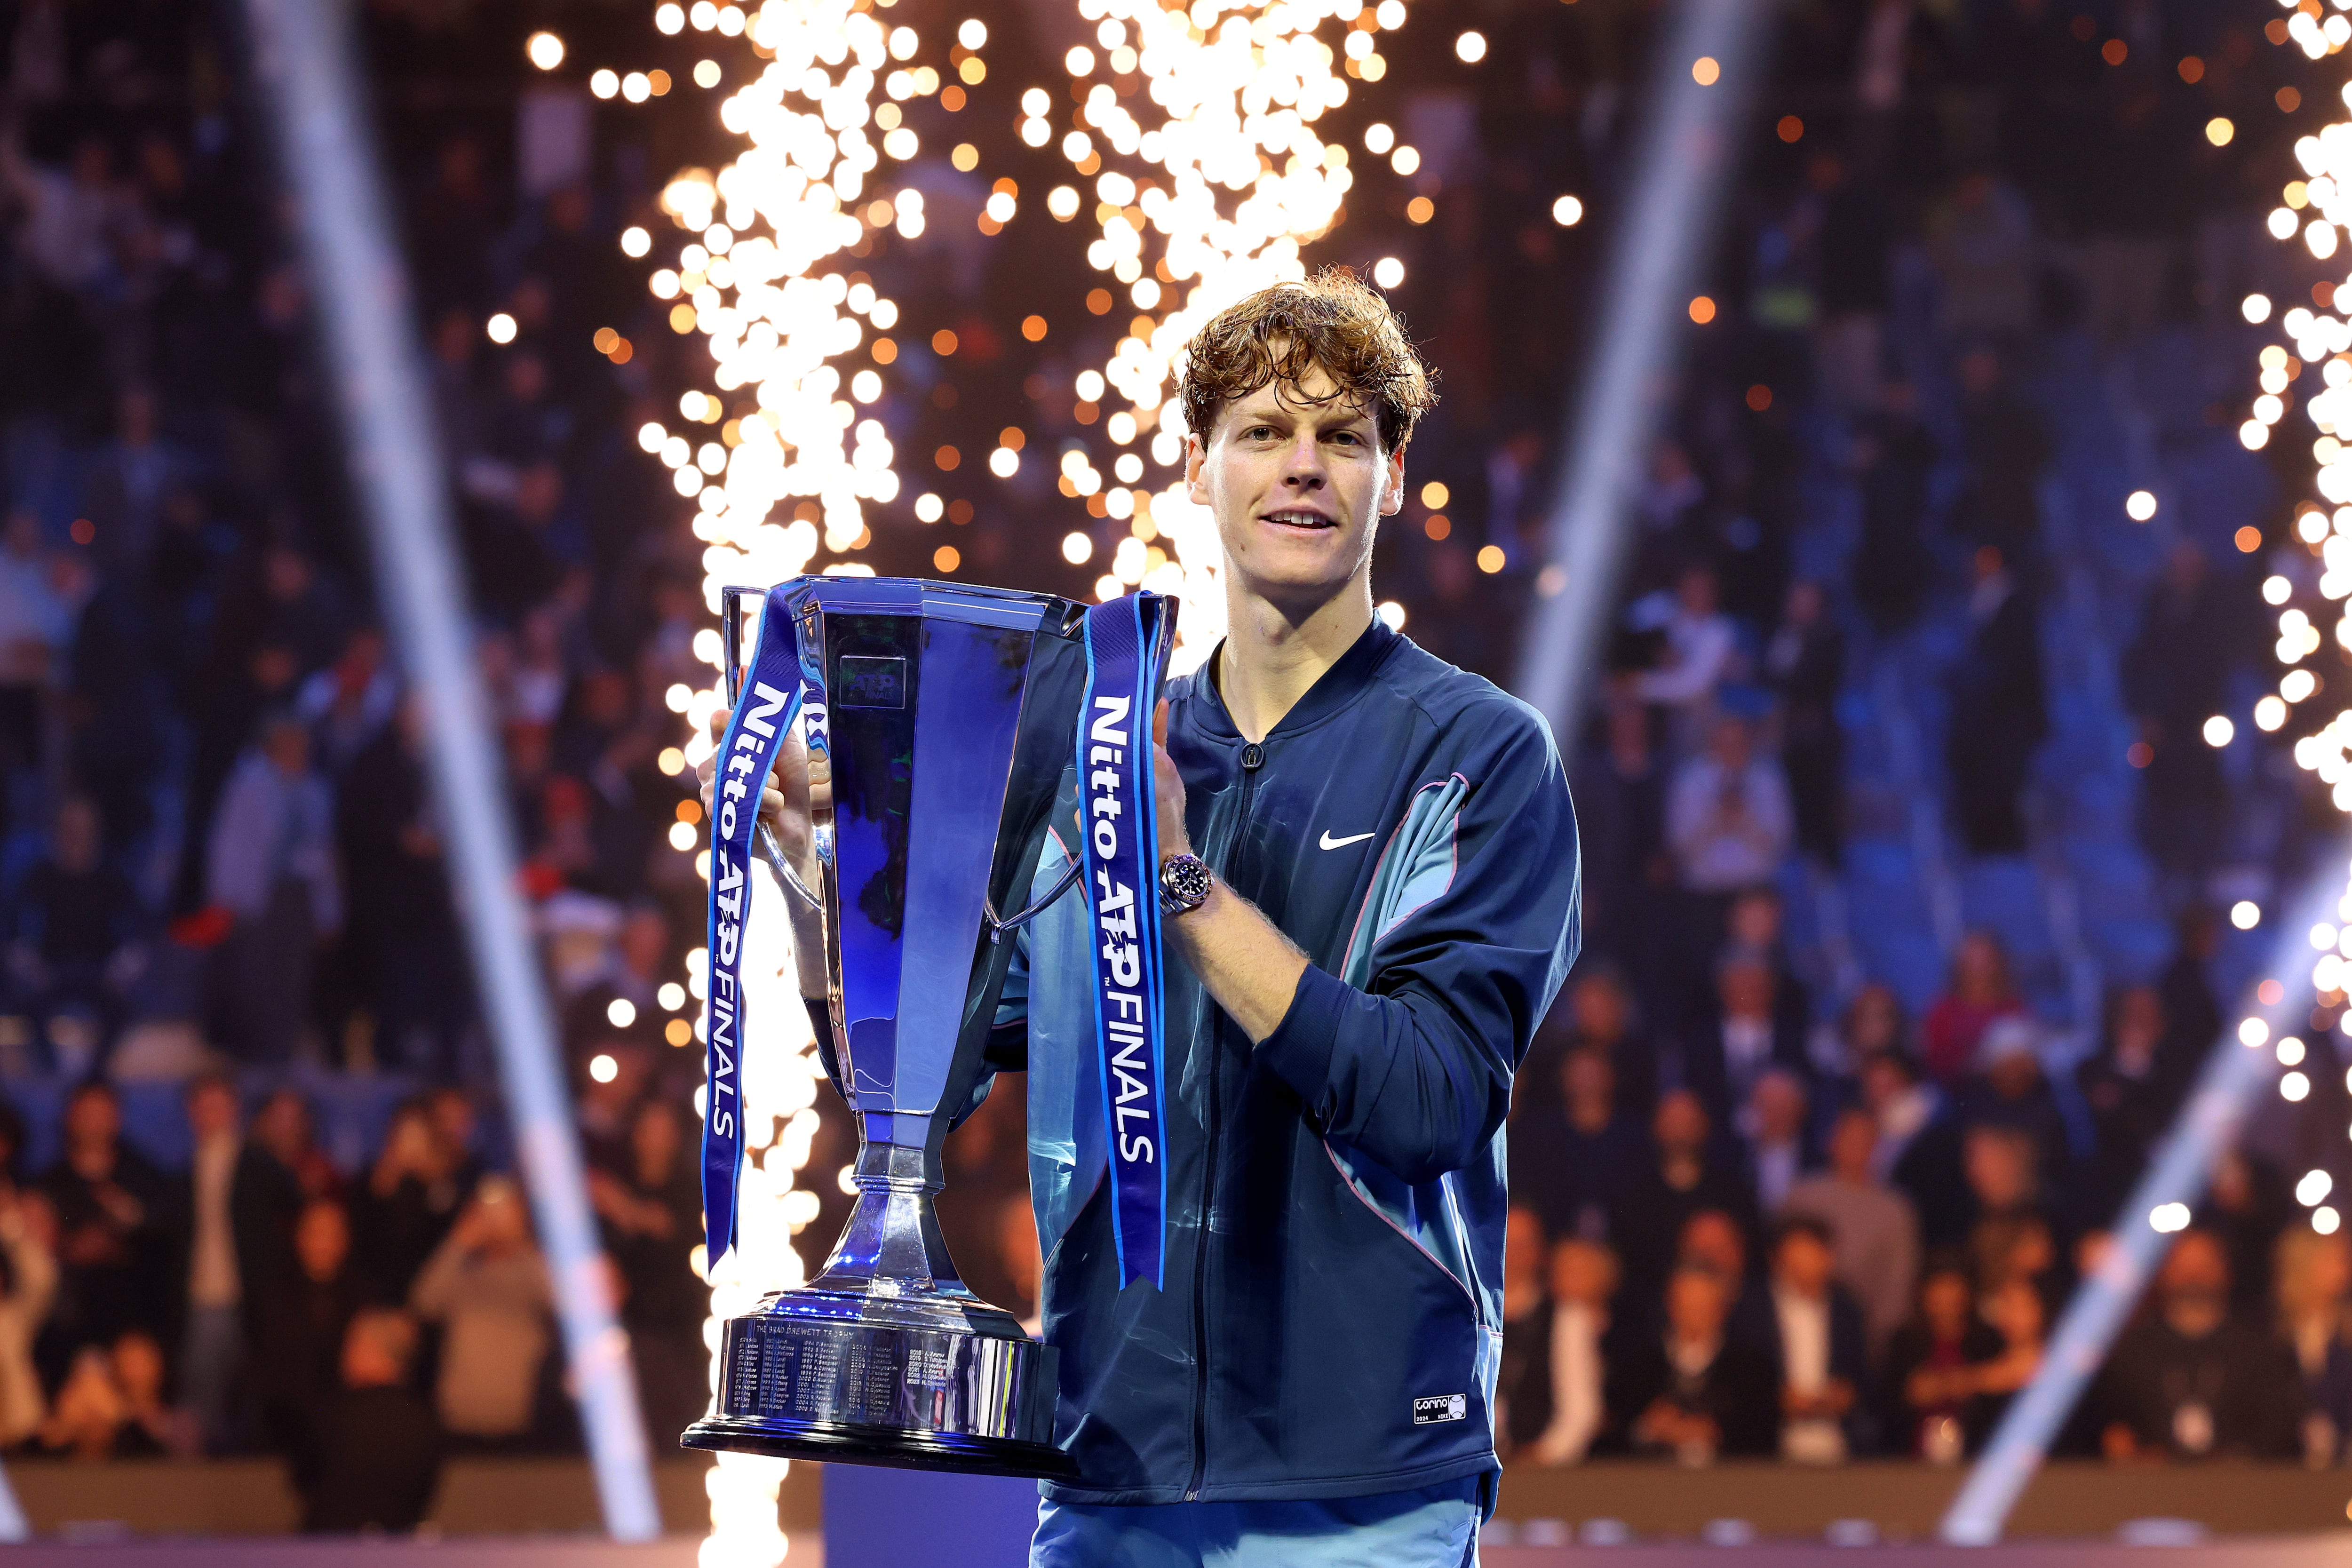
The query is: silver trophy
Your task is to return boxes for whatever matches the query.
[683,576,1135,1477]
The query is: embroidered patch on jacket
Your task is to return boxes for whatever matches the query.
[1413,1394,1468,1425]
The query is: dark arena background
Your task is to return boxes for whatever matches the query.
[0,0,2347,1562]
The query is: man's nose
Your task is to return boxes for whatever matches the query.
[1280,430,1325,485]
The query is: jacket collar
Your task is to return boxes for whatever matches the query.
[1188,616,1398,744]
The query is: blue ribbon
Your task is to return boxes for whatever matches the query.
[702,585,808,1266]
[1078,592,1175,1290]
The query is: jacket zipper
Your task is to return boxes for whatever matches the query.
[1185,737,1263,1501]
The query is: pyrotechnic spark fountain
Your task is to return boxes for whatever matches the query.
[608,2,984,1562]
[2256,19,2352,1114]
[1025,0,1421,667]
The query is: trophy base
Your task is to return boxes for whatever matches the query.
[681,1413,1078,1479]
[683,1289,1077,1481]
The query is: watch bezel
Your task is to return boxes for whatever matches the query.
[1159,852,1212,915]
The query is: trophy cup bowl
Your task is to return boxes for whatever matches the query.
[681,576,1093,1479]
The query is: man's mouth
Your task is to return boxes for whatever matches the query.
[1260,509,1336,531]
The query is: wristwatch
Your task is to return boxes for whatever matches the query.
[1159,852,1213,916]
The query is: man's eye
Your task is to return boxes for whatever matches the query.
[1245,426,1278,440]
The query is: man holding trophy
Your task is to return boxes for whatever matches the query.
[694,272,1580,1566]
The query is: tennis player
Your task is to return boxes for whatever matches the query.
[736,271,1580,1567]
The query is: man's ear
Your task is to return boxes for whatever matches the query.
[1184,432,1209,506]
[1379,444,1406,517]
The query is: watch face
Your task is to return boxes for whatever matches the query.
[1162,855,1211,910]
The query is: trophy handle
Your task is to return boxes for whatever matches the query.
[720,584,825,914]
[985,855,1085,936]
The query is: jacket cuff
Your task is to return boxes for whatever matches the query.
[1255,963,1348,1108]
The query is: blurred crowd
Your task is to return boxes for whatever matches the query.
[0,0,2345,1518]
[1418,0,2342,1472]
[0,1072,706,1527]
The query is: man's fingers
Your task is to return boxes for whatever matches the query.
[1154,697,1169,748]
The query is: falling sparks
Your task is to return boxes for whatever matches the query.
[620,2,980,1561]
[1026,0,1416,666]
[2257,35,2352,1140]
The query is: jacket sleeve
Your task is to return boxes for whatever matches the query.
[1254,705,1581,1184]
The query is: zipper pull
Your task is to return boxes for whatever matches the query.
[1239,742,1264,771]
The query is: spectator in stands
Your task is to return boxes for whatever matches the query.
[235,1087,333,1312]
[0,1180,56,1446]
[1950,348,2050,566]
[2202,1150,2294,1317]
[2274,1226,2352,1465]
[1960,1125,2056,1266]
[1860,1050,1971,1247]
[1570,698,1670,1005]
[1616,1264,1777,1464]
[589,1098,702,1440]
[1971,1274,2045,1439]
[1720,887,1812,1051]
[2159,906,2223,1066]
[1667,715,1794,902]
[1836,984,1910,1075]
[355,1098,468,1303]
[1742,1216,1867,1464]
[410,1176,553,1446]
[1512,1045,1646,1245]
[207,711,342,1063]
[178,1073,244,1453]
[1849,383,1935,634]
[1881,1255,1999,1462]
[1943,545,2045,856]
[304,1308,442,1532]
[1495,1208,1550,1457]
[1763,580,1844,864]
[1738,1068,1810,1215]
[1520,959,1658,1126]
[1921,931,2026,1085]
[1686,955,1808,1122]
[254,1196,365,1490]
[110,1328,179,1456]
[0,509,79,846]
[5,796,146,1073]
[1529,1237,1620,1465]
[41,1080,169,1355]
[1610,1090,1758,1308]
[1785,1106,1919,1359]
[1678,1209,1752,1295]
[2095,1229,2301,1461]
[1958,1018,2079,1199]
[338,703,468,1076]
[2077,986,2182,1219]
[2121,544,2238,902]
[1633,564,1739,748]
[34,1344,136,1460]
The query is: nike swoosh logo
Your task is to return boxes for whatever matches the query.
[1319,830,1375,850]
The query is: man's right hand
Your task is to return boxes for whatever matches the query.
[698,706,827,896]
[699,700,833,998]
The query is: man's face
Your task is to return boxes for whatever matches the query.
[1185,363,1401,612]
[1775,1231,1833,1295]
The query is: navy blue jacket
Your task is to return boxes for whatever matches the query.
[986,620,1580,1504]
